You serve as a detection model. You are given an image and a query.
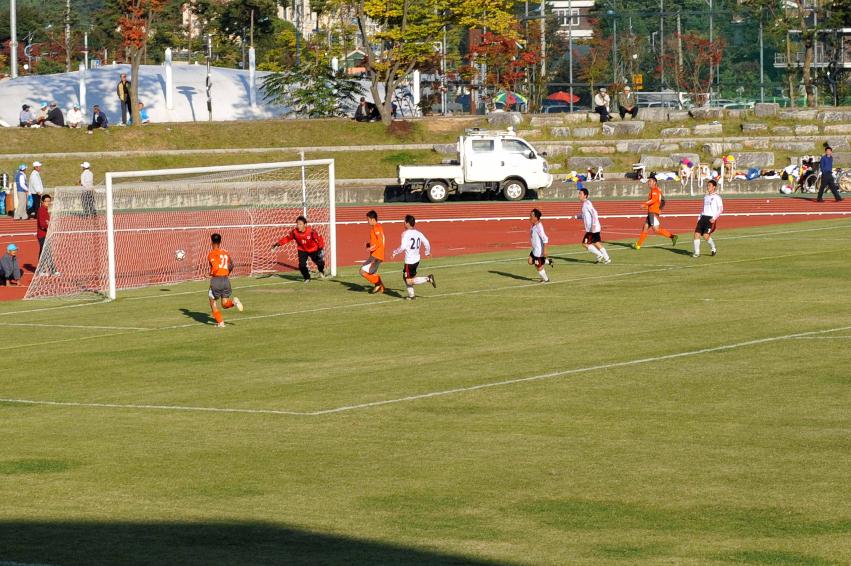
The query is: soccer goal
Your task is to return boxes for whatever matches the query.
[26,159,336,300]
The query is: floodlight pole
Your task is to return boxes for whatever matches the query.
[10,0,18,78]
[206,34,213,121]
[568,0,573,112]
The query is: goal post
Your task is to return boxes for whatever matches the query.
[26,159,337,301]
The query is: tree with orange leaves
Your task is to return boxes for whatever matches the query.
[468,30,540,92]
[117,0,166,126]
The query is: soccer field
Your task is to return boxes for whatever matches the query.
[2,218,850,566]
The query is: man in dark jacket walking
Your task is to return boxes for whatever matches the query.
[117,72,132,125]
[817,146,843,202]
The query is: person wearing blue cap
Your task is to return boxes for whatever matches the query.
[1,244,22,286]
[14,164,29,220]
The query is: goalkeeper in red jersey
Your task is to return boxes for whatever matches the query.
[272,215,326,282]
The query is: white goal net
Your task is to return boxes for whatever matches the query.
[26,159,336,300]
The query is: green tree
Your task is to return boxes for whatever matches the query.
[262,59,364,117]
[351,0,515,124]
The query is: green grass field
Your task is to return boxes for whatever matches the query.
[2,219,851,566]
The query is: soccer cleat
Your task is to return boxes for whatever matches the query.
[429,274,436,288]
[303,279,311,284]
[546,258,554,267]
[603,258,612,264]
[233,297,243,312]
[711,249,717,256]
[405,296,416,301]
[595,255,603,263]
[371,284,385,294]
[216,322,226,328]
[631,243,640,250]
[671,234,679,247]
[692,253,700,258]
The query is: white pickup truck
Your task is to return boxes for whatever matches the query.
[398,128,553,202]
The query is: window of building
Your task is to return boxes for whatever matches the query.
[556,8,580,27]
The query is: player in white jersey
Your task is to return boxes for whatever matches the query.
[392,214,435,300]
[528,208,551,282]
[692,179,723,257]
[576,188,611,264]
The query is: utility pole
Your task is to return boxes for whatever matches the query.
[568,0,573,112]
[612,16,617,84]
[759,16,768,102]
[10,0,18,78]
[708,0,713,90]
[659,0,665,87]
[676,11,682,88]
[65,0,71,72]
[539,0,546,77]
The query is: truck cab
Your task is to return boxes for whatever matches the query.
[398,128,553,202]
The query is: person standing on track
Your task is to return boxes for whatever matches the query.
[817,145,843,203]
[272,215,326,283]
[207,233,243,328]
[361,210,386,294]
[692,180,723,258]
[392,214,435,300]
[528,208,552,283]
[632,175,678,250]
[576,188,610,264]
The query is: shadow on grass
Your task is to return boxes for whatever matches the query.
[606,241,635,249]
[489,270,537,281]
[332,278,405,299]
[0,520,514,566]
[663,247,695,256]
[179,308,213,325]
[549,255,596,264]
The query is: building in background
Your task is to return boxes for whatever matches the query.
[551,0,596,39]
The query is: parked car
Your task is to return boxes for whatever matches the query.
[542,104,590,113]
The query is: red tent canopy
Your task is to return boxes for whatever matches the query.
[546,91,580,103]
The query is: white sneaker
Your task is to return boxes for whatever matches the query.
[595,255,603,263]
[216,322,226,328]
[692,253,700,258]
[603,258,611,264]
[233,297,243,312]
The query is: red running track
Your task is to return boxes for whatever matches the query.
[2,197,849,301]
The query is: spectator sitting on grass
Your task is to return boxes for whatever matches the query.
[0,244,22,286]
[137,102,150,124]
[35,102,49,126]
[354,97,380,122]
[67,104,83,128]
[44,102,65,128]
[87,105,109,133]
[19,104,34,127]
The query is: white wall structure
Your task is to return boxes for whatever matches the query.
[0,63,288,126]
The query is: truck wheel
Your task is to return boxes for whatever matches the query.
[426,181,449,203]
[502,179,527,201]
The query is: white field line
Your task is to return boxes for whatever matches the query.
[2,323,849,417]
[0,322,147,330]
[789,336,851,339]
[3,222,850,321]
[335,211,851,226]
[44,210,851,236]
[1,245,847,338]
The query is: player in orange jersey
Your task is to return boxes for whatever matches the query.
[632,175,678,250]
[207,233,243,328]
[360,210,386,293]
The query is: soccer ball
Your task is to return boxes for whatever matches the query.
[175,249,186,261]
